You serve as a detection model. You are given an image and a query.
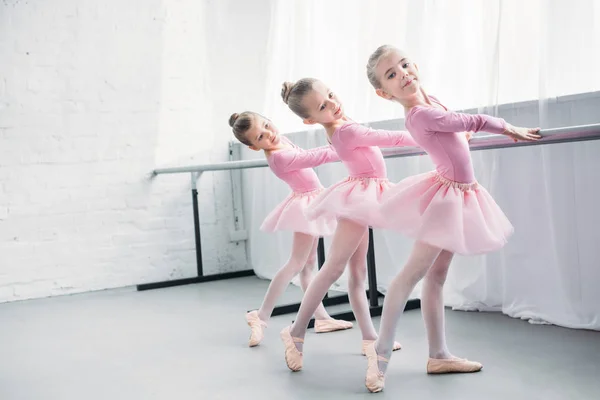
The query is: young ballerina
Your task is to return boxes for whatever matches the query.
[229,111,354,347]
[362,45,542,392]
[279,79,417,371]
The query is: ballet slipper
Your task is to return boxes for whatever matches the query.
[280,326,304,371]
[361,339,401,356]
[245,310,267,347]
[426,357,483,374]
[365,342,388,393]
[314,318,353,333]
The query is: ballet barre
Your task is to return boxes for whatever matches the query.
[151,123,600,175]
[142,122,600,325]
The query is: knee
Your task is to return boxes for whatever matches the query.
[282,258,305,276]
[409,266,430,286]
[305,254,317,267]
[348,262,367,283]
[299,262,315,279]
[425,260,451,286]
[426,267,449,286]
[300,254,317,275]
[322,257,348,279]
[399,260,432,287]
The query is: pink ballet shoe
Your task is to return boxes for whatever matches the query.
[314,318,353,333]
[245,310,267,347]
[426,357,483,374]
[361,340,401,356]
[280,326,303,371]
[365,342,388,393]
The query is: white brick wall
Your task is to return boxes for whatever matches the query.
[0,0,269,302]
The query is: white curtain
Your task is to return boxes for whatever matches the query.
[243,0,600,330]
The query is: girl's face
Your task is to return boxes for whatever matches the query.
[246,114,282,151]
[374,50,421,103]
[300,81,344,125]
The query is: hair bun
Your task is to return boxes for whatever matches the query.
[228,113,240,127]
[281,82,295,104]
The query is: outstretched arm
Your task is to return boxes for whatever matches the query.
[416,107,507,134]
[271,145,339,172]
[414,107,541,142]
[337,123,419,148]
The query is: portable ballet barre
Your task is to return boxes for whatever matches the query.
[142,123,600,325]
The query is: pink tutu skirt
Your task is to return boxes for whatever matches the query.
[379,171,514,255]
[260,188,337,237]
[304,177,392,228]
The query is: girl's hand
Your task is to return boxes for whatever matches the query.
[465,131,474,142]
[503,124,542,142]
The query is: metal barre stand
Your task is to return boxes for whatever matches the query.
[137,172,256,291]
[139,123,600,322]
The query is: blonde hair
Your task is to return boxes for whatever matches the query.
[366,44,401,89]
[281,78,318,119]
[228,111,259,146]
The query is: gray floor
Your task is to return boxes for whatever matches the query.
[1,276,599,400]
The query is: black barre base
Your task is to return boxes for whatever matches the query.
[264,294,350,316]
[305,298,421,329]
[137,269,255,291]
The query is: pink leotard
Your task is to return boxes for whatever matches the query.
[267,136,339,192]
[330,122,418,178]
[405,97,507,183]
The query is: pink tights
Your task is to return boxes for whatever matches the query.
[257,232,332,322]
[289,218,380,349]
[375,241,455,372]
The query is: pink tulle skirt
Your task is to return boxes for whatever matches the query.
[260,188,337,237]
[379,171,514,255]
[304,177,393,228]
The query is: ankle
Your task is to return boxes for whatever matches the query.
[290,325,305,340]
[374,340,392,360]
[429,350,453,359]
[257,310,269,323]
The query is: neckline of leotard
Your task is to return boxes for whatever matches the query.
[330,121,359,144]
[266,136,297,160]
[407,95,447,120]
